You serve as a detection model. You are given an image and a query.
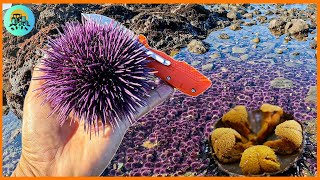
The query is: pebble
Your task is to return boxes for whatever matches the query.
[187,40,208,54]
[276,49,283,54]
[229,23,242,31]
[252,37,260,43]
[232,46,247,54]
[202,63,214,71]
[270,77,294,89]
[210,53,221,59]
[218,33,230,39]
[191,60,201,66]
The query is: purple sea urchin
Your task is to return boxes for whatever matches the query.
[35,19,154,132]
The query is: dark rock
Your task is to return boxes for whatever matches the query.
[265,10,274,15]
[310,41,317,49]
[218,33,230,39]
[253,9,262,15]
[257,16,268,23]
[243,20,257,26]
[242,13,253,19]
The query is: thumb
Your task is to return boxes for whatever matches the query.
[134,82,175,120]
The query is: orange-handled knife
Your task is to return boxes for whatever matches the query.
[138,35,212,96]
[82,13,212,96]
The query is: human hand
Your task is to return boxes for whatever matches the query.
[11,65,174,176]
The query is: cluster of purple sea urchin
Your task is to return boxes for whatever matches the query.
[35,19,155,132]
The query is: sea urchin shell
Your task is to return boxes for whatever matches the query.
[35,18,154,133]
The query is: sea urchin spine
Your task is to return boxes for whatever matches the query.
[35,18,155,133]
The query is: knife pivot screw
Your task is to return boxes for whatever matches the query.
[191,88,196,93]
[166,76,171,80]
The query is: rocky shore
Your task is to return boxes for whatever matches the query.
[2,4,317,119]
[2,4,317,176]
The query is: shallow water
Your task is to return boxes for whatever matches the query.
[2,4,317,177]
[2,111,22,176]
[103,4,317,176]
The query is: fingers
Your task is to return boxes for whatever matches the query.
[134,83,175,120]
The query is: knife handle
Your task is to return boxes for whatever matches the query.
[138,34,212,96]
[147,49,212,96]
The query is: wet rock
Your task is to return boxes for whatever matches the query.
[242,13,253,19]
[284,19,309,35]
[261,42,276,50]
[228,56,242,61]
[232,46,247,54]
[238,9,248,15]
[218,33,230,39]
[309,22,317,30]
[216,20,232,29]
[227,11,241,20]
[284,61,298,68]
[210,53,221,59]
[276,49,283,54]
[3,24,59,119]
[252,37,260,43]
[270,77,294,89]
[202,63,214,71]
[305,86,317,104]
[191,60,201,66]
[259,59,275,66]
[268,18,286,31]
[187,40,208,54]
[3,106,10,116]
[253,9,261,15]
[240,54,249,60]
[310,41,317,49]
[243,20,257,26]
[247,5,254,10]
[291,52,300,56]
[265,10,274,15]
[284,35,292,43]
[257,16,268,23]
[229,23,242,31]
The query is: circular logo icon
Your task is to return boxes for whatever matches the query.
[4,5,35,36]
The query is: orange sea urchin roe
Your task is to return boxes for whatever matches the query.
[257,103,284,142]
[211,128,244,163]
[240,145,280,175]
[264,120,302,154]
[222,106,251,137]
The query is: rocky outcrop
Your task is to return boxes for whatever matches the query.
[3,4,234,119]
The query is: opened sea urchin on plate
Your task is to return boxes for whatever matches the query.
[209,104,304,176]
